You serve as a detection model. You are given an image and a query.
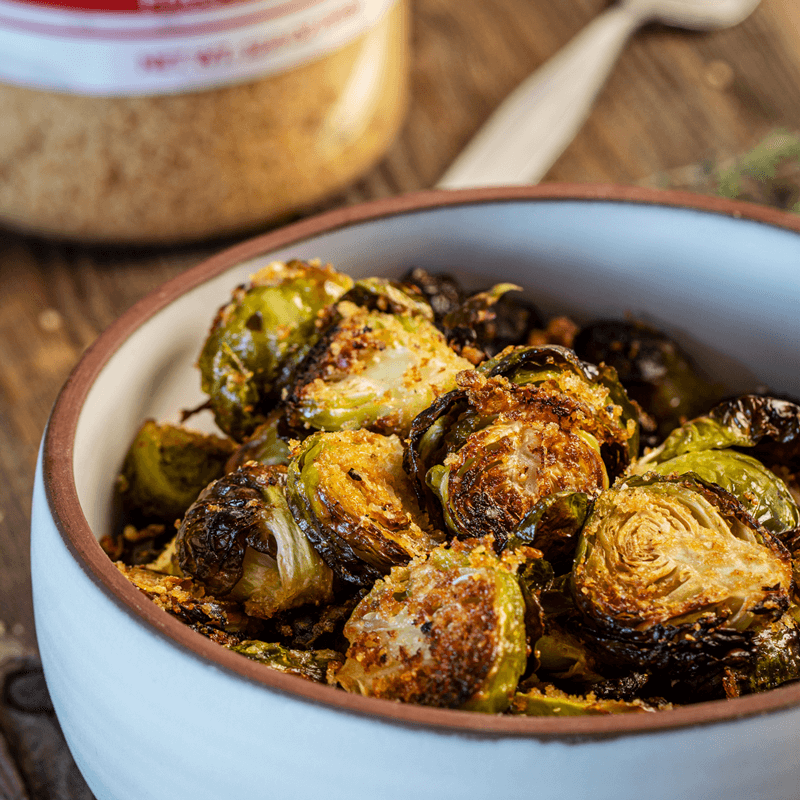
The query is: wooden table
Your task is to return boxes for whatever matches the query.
[1,0,800,795]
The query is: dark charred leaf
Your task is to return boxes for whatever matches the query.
[176,463,333,617]
[232,640,344,683]
[510,491,594,570]
[400,267,464,322]
[573,319,724,448]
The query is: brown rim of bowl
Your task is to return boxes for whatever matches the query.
[42,184,800,742]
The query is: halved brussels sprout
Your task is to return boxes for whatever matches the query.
[198,259,353,440]
[232,640,344,683]
[478,345,640,467]
[572,473,794,680]
[286,430,444,586]
[116,420,235,525]
[510,684,660,716]
[176,463,334,619]
[284,294,473,438]
[405,361,629,548]
[335,537,528,712]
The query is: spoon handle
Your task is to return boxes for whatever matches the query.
[437,5,647,189]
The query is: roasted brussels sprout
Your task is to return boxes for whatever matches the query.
[335,537,528,712]
[636,394,800,538]
[232,640,344,683]
[726,613,800,696]
[400,267,463,323]
[573,319,724,448]
[572,474,794,688]
[286,430,444,586]
[198,259,353,441]
[643,394,800,469]
[116,420,235,525]
[285,285,473,437]
[406,347,638,549]
[478,345,640,467]
[176,463,334,619]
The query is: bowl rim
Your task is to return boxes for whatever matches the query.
[42,183,800,741]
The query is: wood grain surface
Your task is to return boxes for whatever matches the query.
[1,0,799,795]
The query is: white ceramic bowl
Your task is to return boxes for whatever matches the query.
[32,186,800,800]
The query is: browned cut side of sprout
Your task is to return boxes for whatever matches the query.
[572,473,794,695]
[335,537,529,712]
[284,291,473,438]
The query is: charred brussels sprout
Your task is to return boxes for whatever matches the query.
[232,640,344,683]
[478,345,640,466]
[441,283,540,359]
[116,420,235,525]
[573,319,723,447]
[285,287,473,437]
[572,474,794,685]
[286,430,444,586]
[176,463,334,619]
[406,348,638,549]
[335,537,528,712]
[198,259,353,441]
[400,267,463,323]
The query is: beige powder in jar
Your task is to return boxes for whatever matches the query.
[0,0,408,244]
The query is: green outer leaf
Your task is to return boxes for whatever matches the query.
[510,686,655,716]
[198,261,352,440]
[462,564,528,714]
[644,449,800,535]
[117,420,234,524]
[232,640,343,683]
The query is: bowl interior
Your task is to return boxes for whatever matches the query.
[55,188,800,732]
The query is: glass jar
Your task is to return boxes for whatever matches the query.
[0,0,409,243]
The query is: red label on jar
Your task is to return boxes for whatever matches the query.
[4,0,249,11]
[0,0,395,94]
